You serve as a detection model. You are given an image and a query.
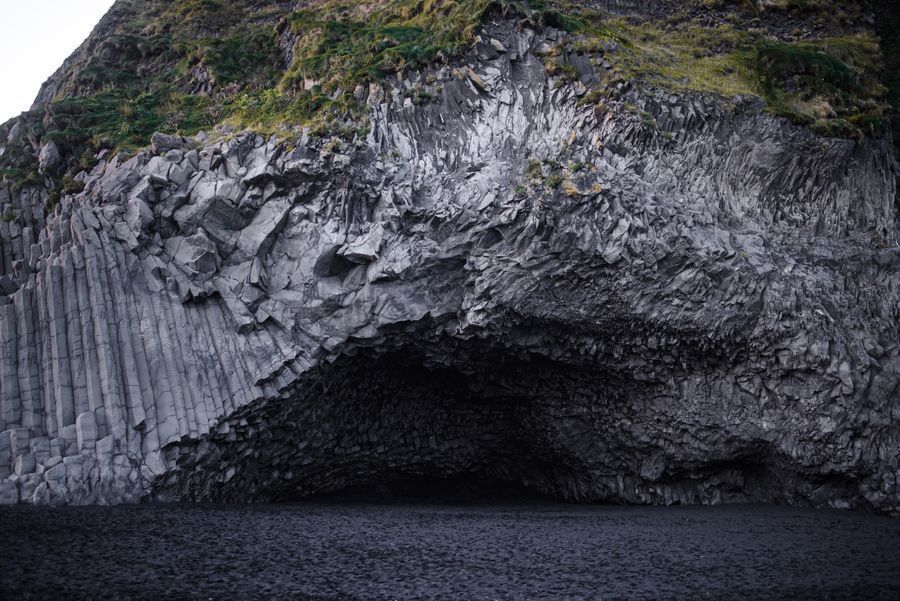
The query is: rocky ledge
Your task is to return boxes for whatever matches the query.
[0,18,898,512]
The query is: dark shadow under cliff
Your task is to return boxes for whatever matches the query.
[153,326,870,511]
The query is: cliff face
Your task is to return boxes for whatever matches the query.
[0,2,898,511]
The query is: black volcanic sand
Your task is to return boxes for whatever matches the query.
[1,502,898,600]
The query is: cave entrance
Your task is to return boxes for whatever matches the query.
[305,473,558,504]
[167,341,603,504]
[158,328,851,508]
[266,346,592,504]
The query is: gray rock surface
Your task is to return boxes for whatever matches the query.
[0,19,897,511]
[38,141,61,174]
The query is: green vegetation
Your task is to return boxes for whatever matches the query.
[0,0,894,193]
[562,12,887,138]
[755,35,886,135]
[546,174,563,189]
[281,0,494,89]
[184,28,282,87]
[28,1,898,144]
[521,156,592,196]
[639,110,657,129]
[61,176,86,195]
[4,0,531,169]
[597,20,758,99]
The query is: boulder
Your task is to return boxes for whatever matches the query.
[151,132,190,155]
[167,231,220,280]
[338,225,385,264]
[126,196,154,232]
[0,479,17,504]
[38,141,61,174]
[14,452,35,476]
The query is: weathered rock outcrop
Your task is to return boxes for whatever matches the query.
[0,17,898,512]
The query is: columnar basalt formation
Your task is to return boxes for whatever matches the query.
[0,9,898,512]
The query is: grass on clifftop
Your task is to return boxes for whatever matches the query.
[755,34,887,136]
[0,0,893,201]
[4,0,550,160]
[281,0,497,89]
[24,0,896,142]
[592,18,758,99]
[561,11,888,137]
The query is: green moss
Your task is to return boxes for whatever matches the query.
[564,9,887,139]
[1,0,894,194]
[757,41,857,99]
[754,35,887,134]
[544,49,579,80]
[277,0,594,92]
[46,189,61,214]
[3,0,557,182]
[61,176,86,195]
[4,167,42,193]
[220,87,364,136]
[592,19,759,99]
[279,0,506,91]
[164,0,245,31]
[810,118,857,138]
[183,27,282,87]
[546,174,563,188]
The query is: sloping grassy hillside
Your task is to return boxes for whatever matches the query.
[0,0,893,202]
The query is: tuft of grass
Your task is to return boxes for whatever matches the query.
[754,35,887,135]
[61,176,86,195]
[280,0,506,91]
[182,27,282,87]
[2,0,894,195]
[561,180,579,196]
[567,11,887,138]
[546,174,563,188]
[595,19,759,99]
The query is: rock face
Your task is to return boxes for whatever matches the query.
[0,17,898,511]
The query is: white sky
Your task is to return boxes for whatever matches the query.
[0,0,116,123]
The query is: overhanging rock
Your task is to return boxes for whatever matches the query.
[0,20,897,512]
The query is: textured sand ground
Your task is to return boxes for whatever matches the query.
[1,502,898,600]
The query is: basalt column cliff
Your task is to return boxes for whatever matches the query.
[0,0,897,512]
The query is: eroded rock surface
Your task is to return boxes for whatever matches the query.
[0,19,898,511]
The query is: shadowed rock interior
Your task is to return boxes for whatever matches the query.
[156,327,867,508]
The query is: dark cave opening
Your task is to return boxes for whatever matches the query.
[262,345,599,504]
[163,341,613,503]
[159,337,830,508]
[302,473,560,504]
